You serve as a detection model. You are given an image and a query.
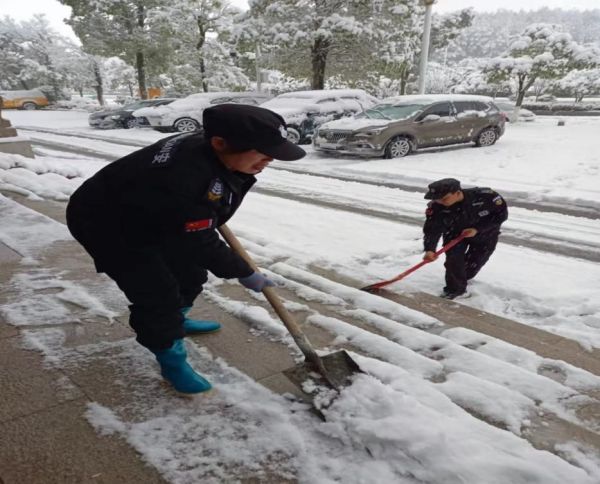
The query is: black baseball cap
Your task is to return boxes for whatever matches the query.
[203,103,306,161]
[424,178,461,199]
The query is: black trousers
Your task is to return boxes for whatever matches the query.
[67,202,207,350]
[104,249,207,350]
[67,197,207,350]
[443,232,499,294]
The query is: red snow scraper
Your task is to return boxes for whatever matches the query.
[361,234,467,293]
[218,224,363,396]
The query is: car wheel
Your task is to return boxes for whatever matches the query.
[475,128,497,147]
[174,118,200,133]
[125,118,138,129]
[22,102,37,110]
[286,127,301,144]
[384,136,412,159]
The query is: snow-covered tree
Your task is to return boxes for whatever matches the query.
[0,17,28,89]
[102,57,137,97]
[558,68,600,102]
[445,8,600,63]
[59,0,173,99]
[237,0,369,90]
[0,15,87,99]
[431,8,475,51]
[445,58,511,97]
[485,24,600,107]
[358,0,423,95]
[157,0,249,93]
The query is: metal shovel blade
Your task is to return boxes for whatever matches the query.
[283,350,363,392]
[218,224,364,412]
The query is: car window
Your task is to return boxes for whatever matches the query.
[123,101,149,110]
[363,103,426,120]
[316,98,338,104]
[418,102,452,120]
[454,101,473,113]
[485,102,498,112]
[455,101,493,118]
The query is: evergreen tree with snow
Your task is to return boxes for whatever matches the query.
[558,68,600,102]
[59,0,173,99]
[157,0,249,94]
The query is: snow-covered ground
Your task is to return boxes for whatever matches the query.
[2,110,599,347]
[1,109,600,483]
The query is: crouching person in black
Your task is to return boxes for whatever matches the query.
[422,178,508,299]
[66,104,306,393]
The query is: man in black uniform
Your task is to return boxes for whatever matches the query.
[66,104,306,394]
[422,178,508,299]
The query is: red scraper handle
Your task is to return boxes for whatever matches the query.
[361,234,466,292]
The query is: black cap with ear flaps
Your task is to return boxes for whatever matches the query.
[203,103,306,161]
[424,178,461,199]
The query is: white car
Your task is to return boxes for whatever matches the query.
[495,102,536,123]
[133,91,271,132]
[260,89,379,144]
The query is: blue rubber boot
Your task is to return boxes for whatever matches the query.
[181,307,221,334]
[151,339,212,394]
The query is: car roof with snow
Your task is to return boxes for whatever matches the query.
[0,89,47,100]
[133,91,269,117]
[380,94,496,105]
[273,89,373,100]
[170,91,268,107]
[261,89,378,120]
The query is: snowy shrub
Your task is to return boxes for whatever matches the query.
[521,102,600,112]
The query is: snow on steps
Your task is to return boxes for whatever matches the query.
[4,192,600,477]
[234,260,600,464]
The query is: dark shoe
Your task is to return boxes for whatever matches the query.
[181,307,221,334]
[151,339,212,394]
[440,290,465,300]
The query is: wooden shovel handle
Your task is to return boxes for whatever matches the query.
[217,224,322,364]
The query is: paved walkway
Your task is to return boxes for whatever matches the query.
[2,190,599,482]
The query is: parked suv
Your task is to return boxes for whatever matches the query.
[133,91,271,132]
[260,89,379,144]
[313,94,505,158]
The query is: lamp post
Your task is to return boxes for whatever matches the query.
[418,0,436,94]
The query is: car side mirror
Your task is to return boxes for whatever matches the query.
[419,114,441,123]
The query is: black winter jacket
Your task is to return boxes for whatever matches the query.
[67,132,255,278]
[423,187,508,252]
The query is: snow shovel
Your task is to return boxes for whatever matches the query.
[218,224,363,393]
[361,234,467,293]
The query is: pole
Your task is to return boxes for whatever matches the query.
[255,44,262,93]
[418,0,436,94]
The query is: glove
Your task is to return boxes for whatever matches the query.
[238,271,275,292]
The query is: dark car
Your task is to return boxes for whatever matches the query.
[88,98,176,129]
